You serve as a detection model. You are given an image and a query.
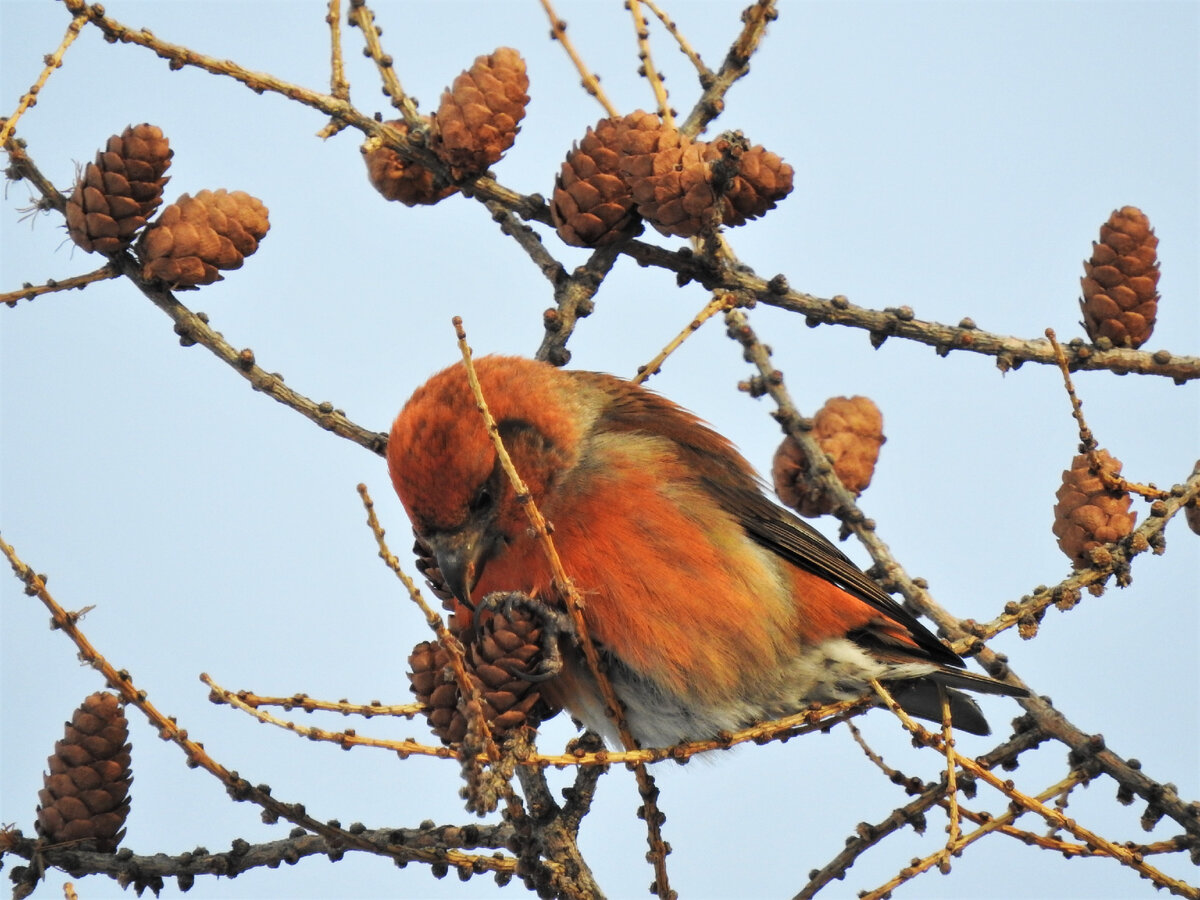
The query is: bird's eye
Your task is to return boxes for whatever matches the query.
[468,485,494,513]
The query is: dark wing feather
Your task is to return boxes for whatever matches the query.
[577,369,962,669]
[702,476,965,669]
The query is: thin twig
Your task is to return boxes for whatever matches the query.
[939,688,960,870]
[127,251,387,453]
[204,673,453,758]
[0,533,499,874]
[1,264,119,306]
[863,771,1088,899]
[346,0,422,127]
[0,11,88,146]
[632,291,736,384]
[628,0,673,127]
[538,0,620,118]
[484,199,568,285]
[795,776,949,899]
[971,465,1198,643]
[678,0,776,138]
[870,680,1200,900]
[1046,328,1170,499]
[454,318,675,900]
[315,0,351,138]
[4,133,67,212]
[356,484,500,765]
[2,824,517,885]
[219,690,423,719]
[642,0,711,82]
[535,246,620,366]
[532,697,872,768]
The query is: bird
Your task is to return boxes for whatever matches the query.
[387,355,1026,748]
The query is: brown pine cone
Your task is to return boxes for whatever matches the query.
[408,601,560,746]
[610,109,685,168]
[1184,460,1200,537]
[773,396,885,518]
[620,121,793,237]
[551,117,643,247]
[36,692,132,852]
[707,135,794,227]
[137,189,269,288]
[620,122,710,238]
[1052,450,1138,569]
[1080,206,1160,348]
[66,124,173,253]
[364,119,457,206]
[433,47,529,180]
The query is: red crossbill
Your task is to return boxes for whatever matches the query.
[388,356,1024,746]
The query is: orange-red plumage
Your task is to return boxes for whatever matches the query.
[388,356,1024,746]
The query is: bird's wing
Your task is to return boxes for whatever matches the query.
[577,370,964,670]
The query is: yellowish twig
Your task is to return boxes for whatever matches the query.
[356,484,499,763]
[218,689,423,719]
[452,319,627,743]
[642,0,711,81]
[533,697,872,767]
[628,0,673,127]
[202,674,453,758]
[939,687,960,871]
[346,1,421,128]
[538,0,619,118]
[1,264,120,306]
[453,317,673,897]
[870,680,1200,899]
[868,772,1089,899]
[0,533,485,869]
[316,0,351,138]
[1046,328,1168,500]
[0,12,88,146]
[632,292,736,384]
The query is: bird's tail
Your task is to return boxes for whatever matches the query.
[886,669,1027,736]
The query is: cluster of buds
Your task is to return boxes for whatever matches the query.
[65,124,270,289]
[364,48,529,205]
[551,110,794,246]
[772,396,885,518]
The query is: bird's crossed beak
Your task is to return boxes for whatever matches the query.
[425,524,501,608]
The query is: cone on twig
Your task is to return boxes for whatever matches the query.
[137,189,269,288]
[551,117,643,247]
[433,47,529,180]
[707,134,794,228]
[35,692,132,852]
[66,124,172,253]
[1052,450,1138,569]
[1080,206,1160,348]
[364,119,457,206]
[773,396,885,518]
[617,114,793,237]
[408,602,560,746]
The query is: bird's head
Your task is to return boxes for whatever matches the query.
[387,356,595,606]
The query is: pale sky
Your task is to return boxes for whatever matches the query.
[2,2,1197,898]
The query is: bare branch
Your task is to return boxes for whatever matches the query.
[0,10,88,146]
[1,264,119,306]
